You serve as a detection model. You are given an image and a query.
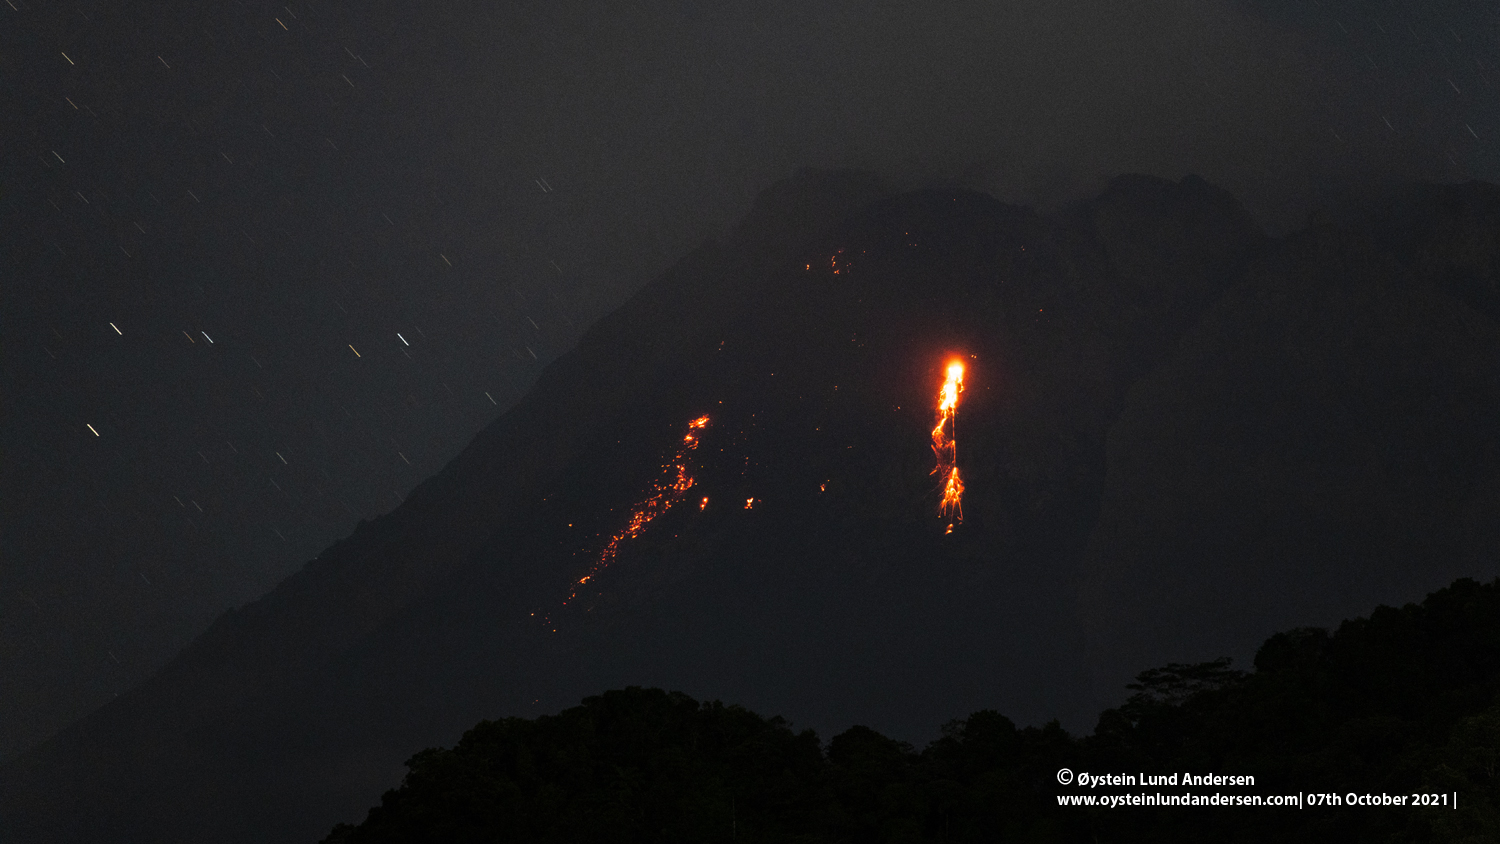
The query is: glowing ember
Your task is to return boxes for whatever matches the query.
[932,359,965,527]
[565,415,710,604]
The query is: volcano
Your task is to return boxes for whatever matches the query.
[6,168,1500,843]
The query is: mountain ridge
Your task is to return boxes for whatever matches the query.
[7,169,1500,843]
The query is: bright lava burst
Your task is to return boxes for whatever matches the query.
[932,359,965,531]
[564,415,710,604]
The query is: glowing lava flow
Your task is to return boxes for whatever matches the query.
[564,415,710,605]
[932,360,965,531]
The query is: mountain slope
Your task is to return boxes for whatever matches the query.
[7,171,1500,843]
[319,576,1500,844]
[1080,191,1500,702]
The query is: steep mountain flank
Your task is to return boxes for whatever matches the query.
[8,172,1500,844]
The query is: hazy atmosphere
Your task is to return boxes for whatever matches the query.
[6,2,1500,839]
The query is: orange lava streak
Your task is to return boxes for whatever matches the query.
[565,415,710,604]
[933,360,965,526]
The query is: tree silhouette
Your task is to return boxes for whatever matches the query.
[326,577,1500,843]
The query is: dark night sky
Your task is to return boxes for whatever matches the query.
[2,0,1496,763]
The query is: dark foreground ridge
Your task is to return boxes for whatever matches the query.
[325,577,1500,844]
[7,169,1500,842]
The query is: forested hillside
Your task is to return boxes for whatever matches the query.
[325,576,1500,843]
